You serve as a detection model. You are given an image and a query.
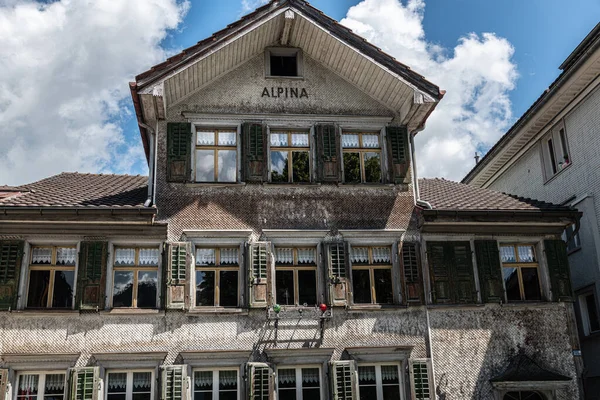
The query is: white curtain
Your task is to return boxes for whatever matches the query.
[197,131,215,146]
[132,373,152,390]
[297,248,315,264]
[56,248,77,265]
[278,369,295,385]
[301,369,319,384]
[196,249,216,266]
[108,373,127,390]
[194,372,213,388]
[342,134,359,148]
[276,248,294,264]
[372,247,391,263]
[362,134,380,148]
[500,246,516,263]
[139,249,159,266]
[351,247,369,264]
[517,246,535,262]
[358,367,375,382]
[380,366,398,382]
[270,133,288,147]
[45,374,65,391]
[32,248,52,264]
[115,248,136,265]
[218,371,237,387]
[218,131,237,146]
[220,248,239,265]
[291,133,309,147]
[18,375,39,393]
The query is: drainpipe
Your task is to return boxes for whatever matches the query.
[139,121,155,207]
[409,129,432,210]
[153,119,159,206]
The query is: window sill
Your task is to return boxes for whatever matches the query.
[4,309,79,316]
[339,183,397,189]
[266,183,321,187]
[544,162,572,185]
[185,182,246,188]
[426,303,484,310]
[103,308,163,315]
[265,75,305,81]
[187,308,248,315]
[567,246,582,256]
[348,304,408,312]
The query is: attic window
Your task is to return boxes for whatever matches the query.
[266,48,302,78]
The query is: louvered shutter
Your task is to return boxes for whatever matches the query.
[316,124,341,182]
[452,242,476,303]
[386,126,409,184]
[0,241,24,310]
[545,239,573,301]
[401,242,423,304]
[325,242,348,307]
[69,367,100,400]
[243,123,267,182]
[161,365,188,400]
[409,359,433,400]
[247,242,270,308]
[330,361,357,400]
[167,122,192,183]
[76,242,107,310]
[475,240,505,303]
[0,369,8,400]
[166,242,190,309]
[427,242,452,304]
[247,363,273,400]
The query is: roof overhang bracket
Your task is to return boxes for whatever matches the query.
[281,9,295,45]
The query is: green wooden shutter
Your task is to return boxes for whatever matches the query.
[76,242,107,310]
[330,361,356,400]
[452,242,476,303]
[409,359,433,400]
[247,363,273,400]
[545,239,573,301]
[243,123,267,182]
[161,365,188,400]
[316,124,341,182]
[0,368,8,400]
[386,126,409,184]
[427,242,452,304]
[475,240,504,303]
[70,367,99,400]
[0,241,24,310]
[248,242,270,308]
[167,122,192,183]
[401,242,423,304]
[166,242,189,309]
[325,242,348,307]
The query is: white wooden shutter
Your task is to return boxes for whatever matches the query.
[69,367,100,400]
[161,365,188,400]
[330,361,357,400]
[247,363,274,400]
[409,359,434,400]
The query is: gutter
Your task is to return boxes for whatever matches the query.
[138,120,156,207]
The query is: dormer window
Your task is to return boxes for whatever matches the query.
[266,48,302,78]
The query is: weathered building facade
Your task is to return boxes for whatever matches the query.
[463,23,600,399]
[0,1,585,399]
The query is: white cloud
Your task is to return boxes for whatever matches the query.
[0,0,189,186]
[241,0,268,13]
[341,0,518,180]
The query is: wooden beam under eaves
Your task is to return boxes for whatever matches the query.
[281,10,295,45]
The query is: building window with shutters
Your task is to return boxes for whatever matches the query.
[274,247,318,306]
[26,246,77,309]
[195,128,238,183]
[342,132,382,183]
[192,369,239,400]
[541,120,570,181]
[16,372,66,400]
[351,246,393,305]
[106,371,154,400]
[500,244,542,302]
[357,364,403,400]
[578,289,600,336]
[112,247,160,308]
[270,130,311,183]
[195,247,240,307]
[277,366,321,400]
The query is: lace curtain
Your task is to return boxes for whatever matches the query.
[270,133,288,147]
[132,373,152,391]
[56,248,76,265]
[301,369,319,384]
[291,133,309,147]
[218,371,237,387]
[342,134,359,148]
[194,371,213,388]
[362,134,380,148]
[220,248,239,265]
[381,366,398,382]
[115,248,136,266]
[297,248,315,264]
[276,248,294,264]
[32,248,52,264]
[18,375,39,393]
[45,374,65,391]
[108,373,127,390]
[500,246,516,263]
[358,367,376,383]
[196,249,216,266]
[197,131,215,146]
[351,247,369,264]
[139,249,159,266]
[372,247,391,263]
[517,246,535,262]
[218,132,237,146]
[278,369,296,385]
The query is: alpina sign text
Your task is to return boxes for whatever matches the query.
[261,87,308,99]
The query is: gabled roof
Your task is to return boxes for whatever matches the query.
[491,353,571,383]
[0,173,150,209]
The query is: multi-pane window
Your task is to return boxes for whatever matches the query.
[562,223,581,253]
[500,244,542,302]
[275,247,317,306]
[579,291,600,336]
[358,365,402,400]
[193,369,238,400]
[542,120,570,179]
[196,129,238,183]
[112,247,160,308]
[16,373,66,400]
[195,247,239,307]
[270,131,311,183]
[351,246,393,304]
[277,367,321,400]
[342,133,382,183]
[503,392,545,400]
[106,371,153,400]
[27,246,77,308]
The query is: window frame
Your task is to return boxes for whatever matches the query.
[541,120,571,182]
[192,367,240,400]
[111,246,160,309]
[265,47,303,79]
[194,246,241,308]
[274,246,318,307]
[15,371,68,400]
[193,126,240,184]
[578,287,600,337]
[341,131,383,184]
[105,369,155,400]
[562,223,581,254]
[499,243,543,302]
[350,246,394,305]
[269,130,312,184]
[26,245,77,309]
[356,362,405,400]
[275,365,323,400]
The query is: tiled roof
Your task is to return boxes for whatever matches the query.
[419,178,574,212]
[0,173,150,208]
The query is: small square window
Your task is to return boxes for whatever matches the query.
[266,48,302,78]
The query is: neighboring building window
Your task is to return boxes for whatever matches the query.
[358,364,402,400]
[196,128,238,183]
[275,247,317,306]
[16,372,66,400]
[500,244,542,302]
[107,371,153,400]
[193,369,238,400]
[562,223,581,252]
[503,392,546,400]
[542,120,570,179]
[277,367,321,400]
[351,246,393,304]
[27,246,77,308]
[113,247,160,308]
[266,48,301,77]
[342,133,382,183]
[195,247,239,307]
[270,131,311,183]
[579,291,600,336]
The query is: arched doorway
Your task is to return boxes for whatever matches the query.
[503,391,546,400]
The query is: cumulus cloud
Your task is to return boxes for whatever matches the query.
[341,0,518,180]
[241,0,269,13]
[0,0,189,185]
